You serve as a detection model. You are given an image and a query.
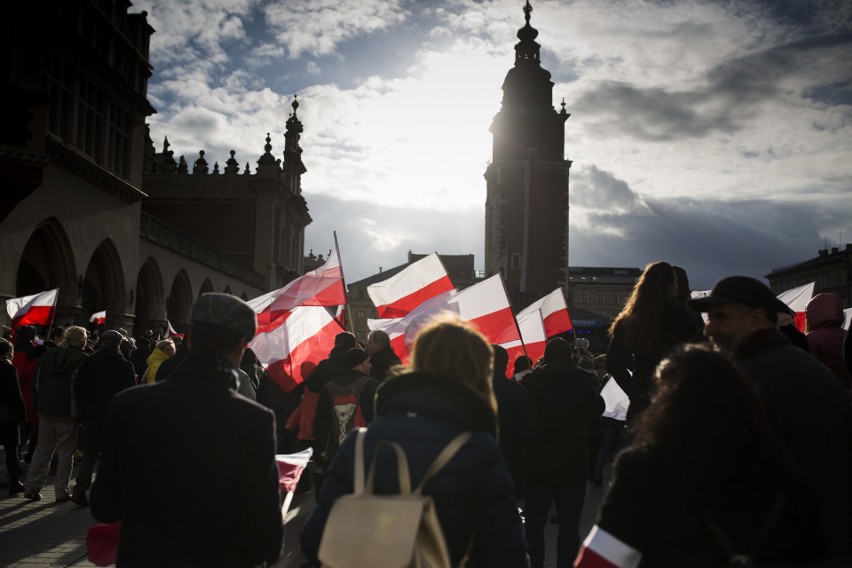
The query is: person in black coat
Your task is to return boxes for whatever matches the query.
[522,337,605,568]
[71,330,136,506]
[90,294,283,567]
[577,344,820,567]
[690,276,852,560]
[366,329,401,383]
[0,338,26,496]
[300,314,529,567]
[491,344,541,500]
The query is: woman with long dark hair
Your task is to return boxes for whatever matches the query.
[606,261,701,421]
[577,344,820,566]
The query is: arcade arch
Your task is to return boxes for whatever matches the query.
[81,240,125,326]
[167,270,192,331]
[134,258,165,334]
[15,218,77,320]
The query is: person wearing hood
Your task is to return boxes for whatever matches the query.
[23,326,88,501]
[805,292,851,393]
[300,313,529,567]
[142,339,175,384]
[522,337,605,568]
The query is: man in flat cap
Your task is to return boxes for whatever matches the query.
[689,276,852,559]
[91,294,283,567]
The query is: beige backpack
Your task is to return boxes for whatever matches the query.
[318,428,472,568]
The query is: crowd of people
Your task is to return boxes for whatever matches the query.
[0,262,851,567]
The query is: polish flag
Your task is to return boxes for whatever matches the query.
[248,306,344,393]
[248,250,346,334]
[574,525,642,568]
[517,287,573,337]
[367,253,455,319]
[6,288,59,329]
[276,447,313,520]
[369,274,520,363]
[500,309,547,376]
[776,281,815,332]
[89,310,107,326]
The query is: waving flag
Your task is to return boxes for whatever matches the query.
[276,447,313,520]
[575,525,641,568]
[500,309,547,374]
[369,274,520,362]
[776,281,815,331]
[367,253,455,319]
[89,310,106,326]
[248,306,344,393]
[516,287,573,337]
[6,288,59,329]
[248,249,346,334]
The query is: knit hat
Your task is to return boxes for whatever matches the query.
[190,293,257,338]
[100,330,123,345]
[342,347,369,369]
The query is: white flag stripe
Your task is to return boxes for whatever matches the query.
[250,306,335,359]
[581,525,642,568]
[367,253,451,307]
[776,281,815,312]
[517,287,567,320]
[445,275,507,321]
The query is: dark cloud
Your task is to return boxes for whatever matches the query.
[572,32,852,141]
[569,166,832,289]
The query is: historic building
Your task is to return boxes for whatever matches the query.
[0,1,310,334]
[566,266,641,350]
[767,245,852,309]
[484,1,572,310]
[346,253,479,341]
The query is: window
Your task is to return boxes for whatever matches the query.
[511,253,521,270]
[46,52,75,140]
[597,293,604,304]
[108,103,131,177]
[357,308,365,319]
[371,308,378,318]
[76,78,105,160]
[611,293,619,304]
[581,292,588,304]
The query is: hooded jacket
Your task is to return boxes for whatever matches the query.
[300,371,529,567]
[144,347,171,384]
[805,293,851,390]
[34,345,88,419]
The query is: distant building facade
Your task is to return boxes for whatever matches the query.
[566,266,642,350]
[346,253,478,342]
[484,1,571,310]
[767,245,852,309]
[0,1,310,334]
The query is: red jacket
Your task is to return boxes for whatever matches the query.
[12,348,39,424]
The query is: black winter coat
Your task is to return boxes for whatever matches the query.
[0,360,25,444]
[34,345,87,419]
[369,345,401,383]
[300,371,529,567]
[492,370,541,498]
[90,353,283,567]
[736,329,852,557]
[74,347,136,422]
[522,360,605,485]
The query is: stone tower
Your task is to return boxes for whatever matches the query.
[484,1,571,309]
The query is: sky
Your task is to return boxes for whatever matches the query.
[132,0,852,290]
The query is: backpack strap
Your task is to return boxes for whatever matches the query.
[415,431,473,494]
[353,427,367,495]
[366,441,413,495]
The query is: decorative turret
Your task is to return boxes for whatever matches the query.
[500,0,556,116]
[193,150,208,174]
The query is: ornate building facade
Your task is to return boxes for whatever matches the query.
[767,245,852,309]
[484,1,572,309]
[1,1,311,334]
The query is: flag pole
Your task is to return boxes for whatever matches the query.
[332,231,354,334]
[497,274,529,360]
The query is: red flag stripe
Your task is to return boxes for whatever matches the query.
[13,306,56,329]
[375,275,455,319]
[575,526,641,568]
[543,310,573,336]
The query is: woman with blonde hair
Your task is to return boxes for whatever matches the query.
[142,339,175,384]
[606,261,702,422]
[300,312,529,567]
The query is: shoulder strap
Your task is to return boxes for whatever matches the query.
[353,427,367,495]
[415,431,473,494]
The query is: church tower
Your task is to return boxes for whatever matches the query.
[484,1,571,308]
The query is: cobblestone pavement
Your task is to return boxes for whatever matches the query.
[1,449,608,567]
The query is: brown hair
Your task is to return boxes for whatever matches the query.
[609,261,677,353]
[408,312,497,413]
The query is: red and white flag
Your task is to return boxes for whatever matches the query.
[369,274,520,363]
[575,525,642,568]
[248,249,347,334]
[367,253,455,319]
[89,311,107,326]
[500,309,547,375]
[276,447,313,520]
[6,288,59,329]
[517,287,573,337]
[776,281,815,332]
[248,306,344,393]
